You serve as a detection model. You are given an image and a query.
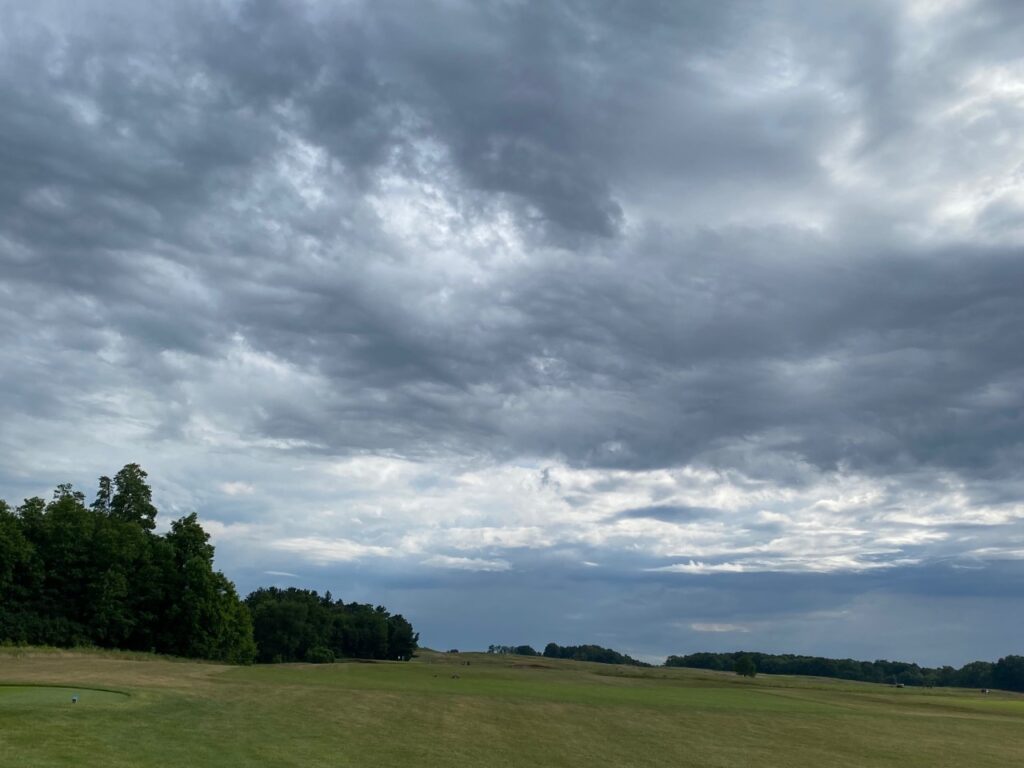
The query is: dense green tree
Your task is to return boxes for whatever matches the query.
[53,483,85,504]
[993,655,1024,692]
[1,466,410,667]
[246,587,416,663]
[248,589,323,662]
[664,651,1016,691]
[0,501,32,600]
[87,512,147,645]
[35,489,97,631]
[542,643,649,666]
[957,660,995,688]
[91,476,112,514]
[734,654,757,677]
[306,646,335,664]
[109,463,157,530]
[0,466,254,664]
[387,614,419,661]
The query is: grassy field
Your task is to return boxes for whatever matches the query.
[2,647,1022,767]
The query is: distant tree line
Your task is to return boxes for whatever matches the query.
[0,466,417,665]
[664,651,1024,692]
[486,642,650,666]
[543,643,651,667]
[246,587,417,663]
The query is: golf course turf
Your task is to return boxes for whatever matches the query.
[2,647,1021,767]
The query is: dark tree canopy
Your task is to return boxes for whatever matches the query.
[0,466,254,663]
[245,587,418,663]
[0,466,254,662]
[734,654,757,677]
[0,466,417,667]
[993,656,1024,692]
[542,643,650,667]
[109,463,158,531]
[91,476,112,514]
[666,651,1024,692]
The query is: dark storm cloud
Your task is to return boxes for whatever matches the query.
[2,0,1023,477]
[3,0,1024,662]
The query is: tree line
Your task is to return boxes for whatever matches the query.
[487,642,650,667]
[665,651,1024,692]
[543,643,650,666]
[0,466,417,665]
[247,587,417,663]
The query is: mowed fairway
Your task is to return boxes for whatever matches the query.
[2,648,1022,767]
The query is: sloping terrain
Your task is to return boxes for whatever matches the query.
[1,648,1021,767]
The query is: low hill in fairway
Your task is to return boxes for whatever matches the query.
[2,648,1022,767]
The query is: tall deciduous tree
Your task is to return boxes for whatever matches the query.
[110,463,157,531]
[734,654,757,677]
[0,465,254,664]
[1,465,411,668]
[91,476,112,514]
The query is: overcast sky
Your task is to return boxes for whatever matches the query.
[2,0,1024,666]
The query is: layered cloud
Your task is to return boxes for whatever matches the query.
[1,0,1023,663]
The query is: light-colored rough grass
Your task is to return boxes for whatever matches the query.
[1,647,1021,767]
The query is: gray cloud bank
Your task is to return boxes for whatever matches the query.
[2,0,1023,662]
